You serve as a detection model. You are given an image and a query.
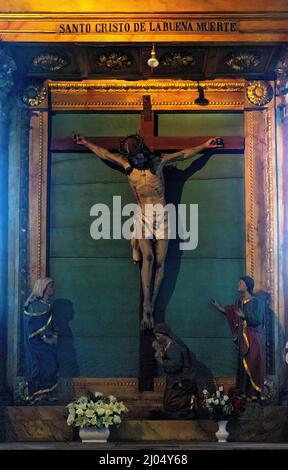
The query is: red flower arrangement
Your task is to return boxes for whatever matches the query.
[201,386,246,421]
[227,387,246,412]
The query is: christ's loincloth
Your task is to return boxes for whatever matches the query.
[130,206,169,263]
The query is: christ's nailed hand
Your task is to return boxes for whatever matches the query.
[73,133,87,145]
[205,137,224,149]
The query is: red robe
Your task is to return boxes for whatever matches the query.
[224,297,265,396]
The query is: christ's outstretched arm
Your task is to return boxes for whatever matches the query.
[75,134,131,172]
[161,138,224,165]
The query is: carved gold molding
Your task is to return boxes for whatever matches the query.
[48,79,245,111]
[28,110,49,286]
[50,100,243,110]
[152,100,243,107]
[263,107,278,305]
[48,79,245,92]
[245,111,256,280]
[37,113,44,278]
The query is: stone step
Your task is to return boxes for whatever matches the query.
[110,420,216,441]
[3,405,288,442]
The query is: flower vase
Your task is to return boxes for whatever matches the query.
[215,420,229,443]
[79,426,110,443]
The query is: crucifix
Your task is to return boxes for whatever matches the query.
[51,95,243,390]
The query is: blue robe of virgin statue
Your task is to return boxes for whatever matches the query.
[23,299,59,400]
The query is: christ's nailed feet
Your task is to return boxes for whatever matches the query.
[141,312,154,330]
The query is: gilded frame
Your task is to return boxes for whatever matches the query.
[27,78,280,379]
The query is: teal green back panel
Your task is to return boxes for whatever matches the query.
[49,111,244,379]
[52,113,141,137]
[50,113,141,377]
[157,112,244,377]
[158,112,243,136]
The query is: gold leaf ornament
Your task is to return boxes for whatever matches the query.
[246,81,273,106]
[22,84,47,107]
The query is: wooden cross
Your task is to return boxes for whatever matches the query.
[50,98,244,391]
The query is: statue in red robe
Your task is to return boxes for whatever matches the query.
[212,276,265,401]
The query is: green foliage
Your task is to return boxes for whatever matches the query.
[200,386,244,420]
[66,391,128,429]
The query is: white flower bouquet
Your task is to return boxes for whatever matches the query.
[201,386,241,420]
[67,392,128,429]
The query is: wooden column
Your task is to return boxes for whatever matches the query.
[244,82,279,377]
[28,96,49,288]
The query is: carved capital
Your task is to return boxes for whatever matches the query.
[22,83,47,108]
[246,81,273,107]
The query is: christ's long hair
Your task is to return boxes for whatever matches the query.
[118,134,150,156]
